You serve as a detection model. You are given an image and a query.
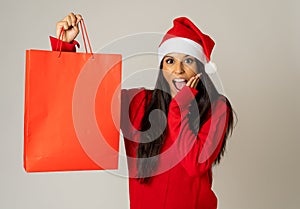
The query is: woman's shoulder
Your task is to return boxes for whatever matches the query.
[211,94,230,116]
[121,87,153,97]
[121,88,153,107]
[120,88,153,128]
[121,87,153,99]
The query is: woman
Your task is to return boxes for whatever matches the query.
[51,13,236,209]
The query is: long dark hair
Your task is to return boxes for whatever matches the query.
[137,59,236,183]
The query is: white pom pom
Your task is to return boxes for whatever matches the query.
[205,61,217,74]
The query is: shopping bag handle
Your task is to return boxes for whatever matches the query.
[56,18,94,58]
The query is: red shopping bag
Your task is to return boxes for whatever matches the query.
[24,20,122,172]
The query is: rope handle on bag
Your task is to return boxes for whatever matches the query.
[56,18,94,58]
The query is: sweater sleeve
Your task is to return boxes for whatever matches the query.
[49,36,80,52]
[167,86,229,177]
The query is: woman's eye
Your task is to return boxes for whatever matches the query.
[165,58,174,64]
[184,58,194,64]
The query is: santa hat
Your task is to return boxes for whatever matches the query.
[158,17,217,74]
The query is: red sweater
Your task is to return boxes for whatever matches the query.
[50,38,230,209]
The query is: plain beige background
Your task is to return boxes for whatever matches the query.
[0,0,299,208]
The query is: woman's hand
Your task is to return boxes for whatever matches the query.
[186,73,202,89]
[56,12,82,42]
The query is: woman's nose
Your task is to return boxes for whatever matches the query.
[173,62,184,74]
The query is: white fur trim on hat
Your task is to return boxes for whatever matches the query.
[158,37,206,64]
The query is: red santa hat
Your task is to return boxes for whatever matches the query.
[158,17,217,74]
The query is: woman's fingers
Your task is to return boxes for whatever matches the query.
[186,73,202,89]
[63,13,76,27]
[191,73,201,87]
[75,14,83,24]
[186,77,194,87]
[66,16,72,27]
[56,21,68,30]
[69,13,77,26]
[190,78,199,88]
[55,13,82,42]
[56,21,69,40]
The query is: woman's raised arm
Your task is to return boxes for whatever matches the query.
[50,12,82,52]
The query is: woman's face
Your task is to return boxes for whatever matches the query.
[162,53,198,97]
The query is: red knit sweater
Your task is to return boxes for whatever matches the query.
[50,37,230,209]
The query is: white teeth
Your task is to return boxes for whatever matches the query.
[173,78,185,82]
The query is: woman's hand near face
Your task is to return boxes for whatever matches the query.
[56,13,82,42]
[186,73,202,89]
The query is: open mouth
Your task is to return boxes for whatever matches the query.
[172,78,187,91]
